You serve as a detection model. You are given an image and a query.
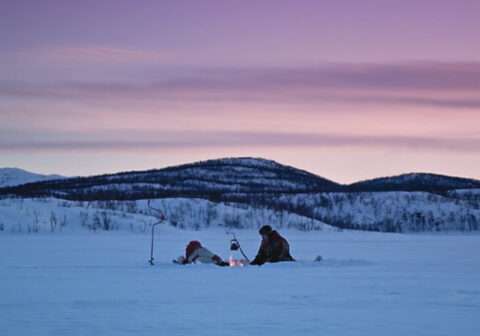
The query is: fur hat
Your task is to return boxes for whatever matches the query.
[259,225,273,235]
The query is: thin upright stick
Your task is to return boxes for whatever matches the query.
[148,200,165,266]
[149,221,162,265]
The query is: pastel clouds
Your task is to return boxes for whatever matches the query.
[1,129,479,154]
[1,1,479,180]
[28,45,175,64]
[2,62,479,109]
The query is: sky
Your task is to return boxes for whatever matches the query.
[1,0,479,183]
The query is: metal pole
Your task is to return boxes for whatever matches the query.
[149,222,161,265]
[147,200,166,266]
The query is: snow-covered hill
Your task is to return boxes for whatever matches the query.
[3,159,480,201]
[1,158,480,233]
[0,197,334,233]
[0,157,343,199]
[0,168,64,188]
[273,191,480,232]
[1,190,478,233]
[350,172,480,192]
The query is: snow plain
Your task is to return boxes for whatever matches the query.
[1,228,480,336]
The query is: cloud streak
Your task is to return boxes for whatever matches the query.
[1,130,479,153]
[25,45,176,64]
[1,62,479,109]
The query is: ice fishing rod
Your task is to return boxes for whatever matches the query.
[227,231,250,262]
[148,200,166,266]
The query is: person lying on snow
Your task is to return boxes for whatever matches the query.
[176,240,229,267]
[250,225,295,266]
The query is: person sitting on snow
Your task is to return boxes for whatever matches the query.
[250,225,295,266]
[176,240,229,267]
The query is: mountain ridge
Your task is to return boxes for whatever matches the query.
[2,157,480,194]
[1,158,479,233]
[349,172,480,192]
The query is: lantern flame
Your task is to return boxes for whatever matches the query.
[229,256,246,267]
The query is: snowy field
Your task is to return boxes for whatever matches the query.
[1,228,480,336]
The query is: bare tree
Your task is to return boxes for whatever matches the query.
[49,211,58,232]
[101,211,112,231]
[92,212,101,231]
[79,211,89,228]
[32,210,40,233]
[60,214,67,231]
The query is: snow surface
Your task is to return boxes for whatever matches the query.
[1,229,480,336]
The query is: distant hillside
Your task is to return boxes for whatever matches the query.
[349,173,480,192]
[1,158,480,233]
[2,159,480,199]
[0,168,64,188]
[0,157,343,200]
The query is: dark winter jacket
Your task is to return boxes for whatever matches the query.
[250,231,295,265]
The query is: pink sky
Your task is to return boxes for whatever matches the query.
[0,0,479,182]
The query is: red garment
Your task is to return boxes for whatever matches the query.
[185,240,202,260]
